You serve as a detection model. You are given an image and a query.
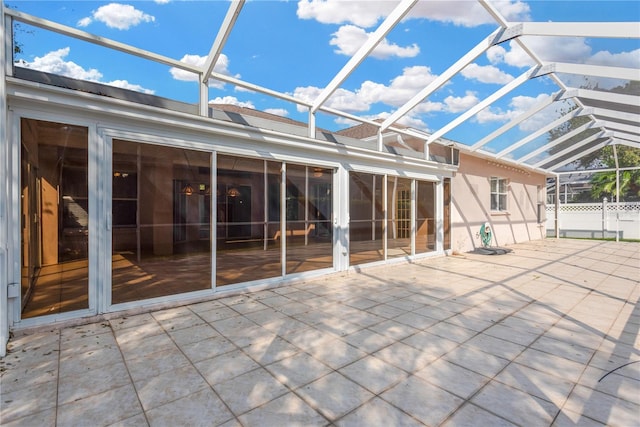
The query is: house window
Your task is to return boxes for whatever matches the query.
[491,177,508,211]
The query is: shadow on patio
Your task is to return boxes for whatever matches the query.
[1,238,638,426]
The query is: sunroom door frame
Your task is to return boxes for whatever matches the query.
[9,110,100,327]
[101,129,216,313]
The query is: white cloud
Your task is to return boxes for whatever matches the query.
[475,106,520,124]
[264,108,290,117]
[411,1,530,27]
[461,63,514,84]
[396,114,429,130]
[413,100,445,114]
[293,86,370,112]
[78,3,155,30]
[487,37,594,69]
[487,37,635,70]
[107,79,155,94]
[334,116,361,127]
[297,0,530,28]
[588,48,640,68]
[297,0,395,27]
[77,17,93,27]
[330,25,419,59]
[293,65,439,115]
[293,65,446,134]
[486,42,535,68]
[374,111,430,130]
[361,66,439,107]
[209,96,255,108]
[514,94,559,131]
[155,0,170,4]
[474,93,553,128]
[444,91,480,113]
[17,47,103,80]
[169,54,236,89]
[15,47,154,94]
[486,37,640,90]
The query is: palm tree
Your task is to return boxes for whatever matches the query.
[590,169,640,202]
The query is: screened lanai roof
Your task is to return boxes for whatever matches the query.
[3,0,639,175]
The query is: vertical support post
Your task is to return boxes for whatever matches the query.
[280,162,286,277]
[263,160,268,251]
[308,110,316,139]
[613,144,620,242]
[335,166,349,272]
[211,151,217,289]
[304,167,309,247]
[435,179,444,253]
[383,174,388,260]
[554,175,560,238]
[199,76,208,117]
[410,179,416,256]
[371,175,376,241]
[0,3,9,357]
[602,197,608,238]
[136,145,141,263]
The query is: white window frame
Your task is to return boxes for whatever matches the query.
[490,177,508,212]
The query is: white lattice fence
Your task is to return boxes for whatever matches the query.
[546,201,640,239]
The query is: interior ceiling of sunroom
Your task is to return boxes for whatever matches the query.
[6,0,640,175]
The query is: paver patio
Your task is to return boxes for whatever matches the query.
[1,238,639,426]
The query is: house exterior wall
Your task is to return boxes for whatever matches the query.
[450,152,547,253]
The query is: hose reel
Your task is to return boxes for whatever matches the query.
[480,222,492,247]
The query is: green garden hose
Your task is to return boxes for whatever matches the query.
[480,223,492,247]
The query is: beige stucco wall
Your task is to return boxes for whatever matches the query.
[451,152,547,253]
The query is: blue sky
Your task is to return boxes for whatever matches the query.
[7,0,640,154]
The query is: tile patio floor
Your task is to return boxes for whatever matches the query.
[1,238,639,426]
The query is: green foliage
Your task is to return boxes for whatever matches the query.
[590,168,640,202]
[589,146,640,201]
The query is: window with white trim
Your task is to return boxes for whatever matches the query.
[490,177,508,211]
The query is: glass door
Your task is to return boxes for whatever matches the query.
[20,118,90,318]
[111,140,212,304]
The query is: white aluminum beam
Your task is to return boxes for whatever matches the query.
[598,121,640,136]
[200,1,244,116]
[534,130,606,168]
[495,106,589,159]
[534,62,639,81]
[494,22,640,43]
[562,88,639,108]
[547,139,611,171]
[517,120,602,163]
[6,9,201,74]
[379,26,504,132]
[470,91,561,151]
[209,70,311,107]
[588,108,640,125]
[427,65,539,144]
[202,1,244,82]
[611,132,640,143]
[310,0,417,114]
